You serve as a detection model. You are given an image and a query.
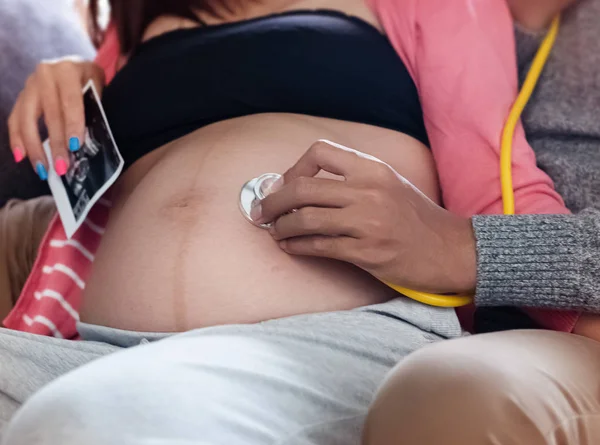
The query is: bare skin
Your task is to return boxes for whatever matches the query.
[78,0,440,332]
[9,0,432,332]
[81,115,438,332]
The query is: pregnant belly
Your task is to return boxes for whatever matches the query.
[80,114,439,332]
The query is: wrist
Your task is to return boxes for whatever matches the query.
[445,216,477,295]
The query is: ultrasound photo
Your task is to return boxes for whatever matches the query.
[44,81,123,238]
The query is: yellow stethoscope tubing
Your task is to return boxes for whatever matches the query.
[384,16,561,308]
[501,16,561,215]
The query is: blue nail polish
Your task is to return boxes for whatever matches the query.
[36,162,48,181]
[69,137,80,152]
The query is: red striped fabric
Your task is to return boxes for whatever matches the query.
[4,203,110,338]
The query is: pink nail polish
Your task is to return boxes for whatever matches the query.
[13,148,24,163]
[55,158,68,176]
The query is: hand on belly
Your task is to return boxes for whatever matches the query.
[81,114,437,332]
[258,139,477,296]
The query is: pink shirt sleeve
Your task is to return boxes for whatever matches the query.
[367,0,578,333]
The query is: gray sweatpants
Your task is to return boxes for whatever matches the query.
[1,298,462,445]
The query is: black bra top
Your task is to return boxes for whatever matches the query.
[102,10,429,168]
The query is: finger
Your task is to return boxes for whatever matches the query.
[279,235,361,263]
[57,62,87,153]
[282,140,356,182]
[7,99,26,163]
[258,177,353,223]
[282,140,385,185]
[82,61,106,97]
[37,65,69,174]
[270,207,360,241]
[18,78,47,180]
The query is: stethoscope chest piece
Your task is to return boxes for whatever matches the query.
[239,173,281,229]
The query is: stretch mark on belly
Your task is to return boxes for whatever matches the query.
[170,192,204,331]
[169,140,221,331]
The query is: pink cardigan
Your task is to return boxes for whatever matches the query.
[4,3,578,338]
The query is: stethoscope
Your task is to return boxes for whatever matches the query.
[240,173,282,229]
[239,17,561,308]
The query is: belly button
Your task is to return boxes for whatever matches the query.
[172,199,190,209]
[159,191,206,223]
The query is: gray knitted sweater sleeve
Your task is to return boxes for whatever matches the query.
[473,210,600,311]
[472,3,600,313]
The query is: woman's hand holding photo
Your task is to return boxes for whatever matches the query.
[7,58,105,179]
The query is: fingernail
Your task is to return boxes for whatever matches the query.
[36,162,48,181]
[69,137,80,152]
[55,157,68,176]
[12,148,24,163]
[250,203,263,222]
[265,177,284,195]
